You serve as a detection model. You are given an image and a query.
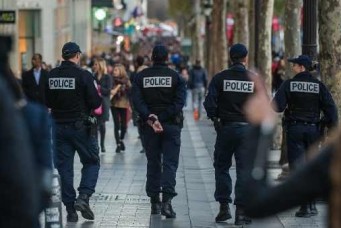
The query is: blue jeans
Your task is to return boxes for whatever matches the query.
[213,123,251,206]
[143,124,181,198]
[54,122,100,206]
[286,123,320,170]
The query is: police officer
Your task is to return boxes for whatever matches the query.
[132,45,186,218]
[272,55,338,217]
[204,43,254,225]
[45,42,101,222]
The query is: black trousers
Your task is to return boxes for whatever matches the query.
[110,107,127,144]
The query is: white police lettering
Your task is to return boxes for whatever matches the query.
[290,81,319,93]
[223,80,254,93]
[49,78,75,89]
[143,77,172,88]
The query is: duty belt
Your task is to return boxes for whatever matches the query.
[288,120,318,126]
[220,120,249,126]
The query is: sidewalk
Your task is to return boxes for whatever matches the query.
[50,110,327,228]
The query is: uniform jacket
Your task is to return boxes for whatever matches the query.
[132,63,186,122]
[204,63,254,122]
[45,61,101,123]
[272,71,338,127]
[21,67,49,105]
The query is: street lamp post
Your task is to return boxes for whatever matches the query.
[202,0,213,69]
[254,0,261,68]
[302,0,317,60]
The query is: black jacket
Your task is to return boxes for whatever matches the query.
[204,63,255,122]
[46,61,101,123]
[96,74,113,122]
[21,68,49,105]
[272,71,338,127]
[0,78,39,227]
[132,63,186,122]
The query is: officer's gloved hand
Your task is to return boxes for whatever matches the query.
[212,117,222,132]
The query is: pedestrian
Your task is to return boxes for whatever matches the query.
[0,36,40,228]
[271,55,338,217]
[241,74,340,228]
[179,65,189,107]
[131,55,148,153]
[189,59,207,120]
[45,42,102,222]
[132,45,186,218]
[110,63,131,153]
[93,57,113,153]
[21,53,49,105]
[203,43,254,225]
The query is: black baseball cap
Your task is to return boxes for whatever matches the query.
[229,43,248,60]
[62,42,81,57]
[152,45,168,62]
[288,55,312,68]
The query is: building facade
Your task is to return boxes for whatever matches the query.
[0,0,91,76]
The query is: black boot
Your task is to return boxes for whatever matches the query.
[100,139,105,152]
[74,194,94,220]
[310,201,318,216]
[235,207,252,225]
[215,203,231,222]
[150,196,161,215]
[66,205,78,222]
[120,140,125,151]
[161,196,176,218]
[295,204,311,218]
[116,144,121,153]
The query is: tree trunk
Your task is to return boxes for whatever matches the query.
[319,0,341,116]
[248,0,255,68]
[190,22,197,63]
[257,0,274,91]
[275,0,302,157]
[234,0,249,46]
[319,2,341,225]
[284,0,302,79]
[319,3,341,226]
[208,0,227,80]
[194,0,204,63]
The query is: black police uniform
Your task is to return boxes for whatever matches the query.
[272,55,338,217]
[272,58,338,169]
[132,45,186,218]
[204,43,254,225]
[45,42,101,221]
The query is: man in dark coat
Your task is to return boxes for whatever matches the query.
[22,53,49,105]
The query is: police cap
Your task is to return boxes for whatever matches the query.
[288,55,312,69]
[229,43,248,60]
[152,45,168,62]
[62,42,82,57]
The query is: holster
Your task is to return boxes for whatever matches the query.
[319,121,326,137]
[174,112,184,128]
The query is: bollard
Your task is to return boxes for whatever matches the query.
[45,170,63,228]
